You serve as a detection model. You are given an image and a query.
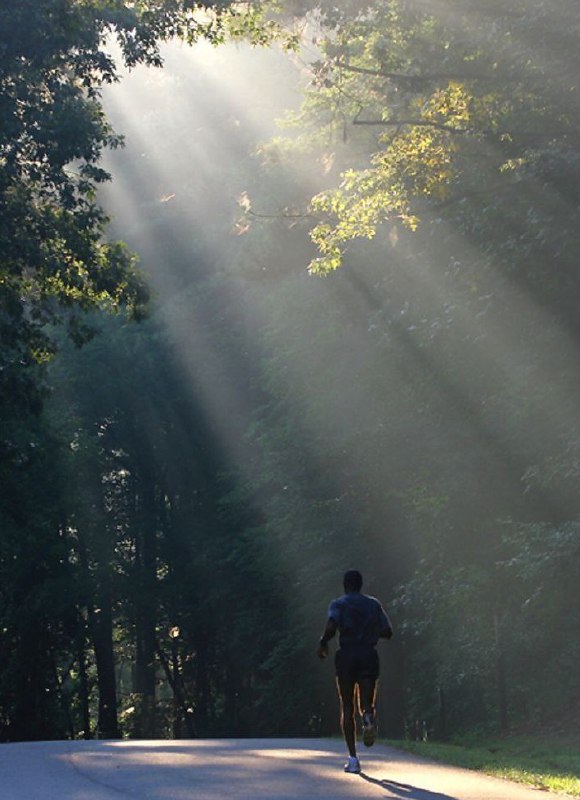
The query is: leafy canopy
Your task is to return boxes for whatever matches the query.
[256,0,580,274]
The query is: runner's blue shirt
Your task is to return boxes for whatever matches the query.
[328,591,392,647]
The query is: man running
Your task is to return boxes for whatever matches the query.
[317,569,393,774]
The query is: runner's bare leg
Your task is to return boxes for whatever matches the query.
[358,676,377,718]
[336,677,357,757]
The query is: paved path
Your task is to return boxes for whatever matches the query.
[0,738,567,800]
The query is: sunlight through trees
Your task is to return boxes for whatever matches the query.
[1,0,580,743]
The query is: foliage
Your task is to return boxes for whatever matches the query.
[259,1,580,274]
[394,520,580,736]
[237,3,580,738]
[0,416,81,739]
[2,0,580,745]
[0,0,259,368]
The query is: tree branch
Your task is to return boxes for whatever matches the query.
[353,116,470,134]
[352,114,569,142]
[337,62,499,83]
[247,208,317,222]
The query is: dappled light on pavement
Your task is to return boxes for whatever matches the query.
[0,738,571,800]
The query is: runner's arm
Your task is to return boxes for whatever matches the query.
[317,618,338,659]
[379,605,394,639]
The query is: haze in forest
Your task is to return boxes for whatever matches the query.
[2,1,580,744]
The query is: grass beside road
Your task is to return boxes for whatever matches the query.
[387,735,580,797]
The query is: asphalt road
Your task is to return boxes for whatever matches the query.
[0,738,567,800]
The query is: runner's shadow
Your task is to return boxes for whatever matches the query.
[360,772,458,800]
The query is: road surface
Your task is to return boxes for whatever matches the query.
[0,738,568,800]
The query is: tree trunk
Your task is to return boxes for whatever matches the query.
[77,624,92,739]
[90,576,120,739]
[132,468,158,738]
[76,525,120,740]
[195,640,210,734]
[494,613,509,733]
[154,638,196,738]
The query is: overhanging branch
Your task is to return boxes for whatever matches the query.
[353,116,470,134]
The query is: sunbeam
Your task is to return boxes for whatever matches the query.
[100,17,580,573]
[7,0,580,751]
[87,2,580,737]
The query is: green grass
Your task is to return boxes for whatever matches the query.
[386,735,580,797]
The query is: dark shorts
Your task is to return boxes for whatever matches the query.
[335,645,379,683]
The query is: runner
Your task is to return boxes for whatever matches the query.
[317,569,393,774]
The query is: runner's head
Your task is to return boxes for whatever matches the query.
[343,569,363,593]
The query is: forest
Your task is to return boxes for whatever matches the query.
[1,0,580,744]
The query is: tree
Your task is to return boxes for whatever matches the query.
[238,0,580,737]
[0,0,255,368]
[253,0,580,284]
[0,0,273,741]
[0,419,81,740]
[4,0,580,744]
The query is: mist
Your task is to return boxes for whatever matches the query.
[4,1,580,744]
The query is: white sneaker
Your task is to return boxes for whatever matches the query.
[344,755,361,773]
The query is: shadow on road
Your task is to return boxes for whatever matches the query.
[360,772,458,800]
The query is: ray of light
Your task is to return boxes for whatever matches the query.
[99,41,352,578]
[97,9,580,588]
